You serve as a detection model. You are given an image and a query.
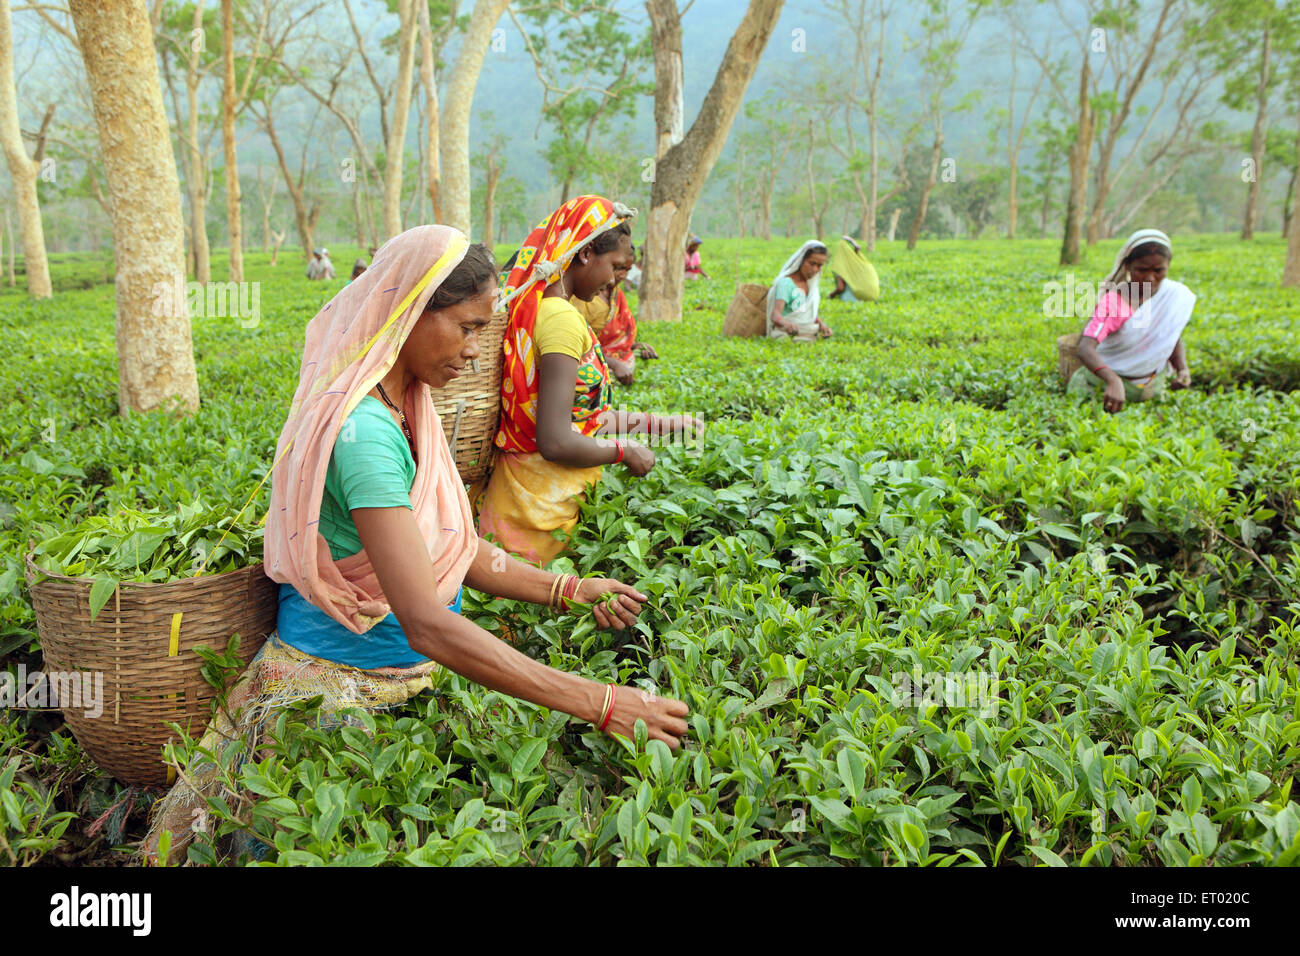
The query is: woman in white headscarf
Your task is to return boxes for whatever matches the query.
[767,240,832,341]
[1068,228,1196,413]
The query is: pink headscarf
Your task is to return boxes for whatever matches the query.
[265,225,478,633]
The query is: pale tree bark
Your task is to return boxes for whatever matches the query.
[381,0,418,239]
[183,0,210,284]
[254,163,276,252]
[441,0,511,235]
[221,0,242,281]
[68,0,199,414]
[642,0,784,323]
[828,0,892,249]
[1005,42,1045,240]
[906,126,942,250]
[5,205,14,284]
[0,0,52,298]
[417,0,443,221]
[1284,115,1300,286]
[1060,56,1093,265]
[256,96,320,255]
[1084,0,1175,245]
[1243,22,1270,240]
[482,144,501,246]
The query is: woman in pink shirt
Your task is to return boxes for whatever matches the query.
[684,234,708,280]
[1068,228,1195,413]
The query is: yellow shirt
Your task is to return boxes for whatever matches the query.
[569,293,613,334]
[534,296,594,360]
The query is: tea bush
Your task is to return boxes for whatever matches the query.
[0,236,1297,866]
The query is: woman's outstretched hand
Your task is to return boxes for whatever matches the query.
[1103,377,1127,413]
[573,577,645,630]
[1171,367,1191,390]
[602,685,690,751]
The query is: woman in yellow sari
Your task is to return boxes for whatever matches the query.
[477,196,698,565]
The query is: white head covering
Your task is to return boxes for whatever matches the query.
[766,239,827,334]
[1106,228,1171,285]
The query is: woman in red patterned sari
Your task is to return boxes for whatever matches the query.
[477,196,698,565]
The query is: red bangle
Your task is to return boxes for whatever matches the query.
[1093,365,1110,375]
[612,439,624,463]
[560,574,580,610]
[598,685,617,732]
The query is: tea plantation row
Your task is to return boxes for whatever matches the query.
[0,236,1297,865]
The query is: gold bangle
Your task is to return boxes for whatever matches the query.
[548,574,563,609]
[595,684,612,727]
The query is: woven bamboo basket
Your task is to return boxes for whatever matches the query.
[23,555,277,787]
[722,283,769,338]
[434,310,507,484]
[1057,332,1083,383]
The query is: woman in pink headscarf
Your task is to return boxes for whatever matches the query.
[262,224,688,740]
[145,225,689,862]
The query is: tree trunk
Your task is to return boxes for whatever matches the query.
[68,0,199,414]
[221,0,242,282]
[260,103,314,254]
[1006,49,1017,240]
[352,177,366,247]
[2,205,11,285]
[907,130,942,250]
[1283,116,1300,286]
[382,0,417,239]
[1243,23,1270,241]
[1060,57,1093,266]
[482,150,499,249]
[1085,0,1173,247]
[417,0,441,222]
[887,207,900,241]
[440,0,510,234]
[1283,165,1295,238]
[641,0,784,323]
[185,0,210,284]
[0,0,52,298]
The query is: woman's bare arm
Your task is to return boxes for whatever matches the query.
[351,506,689,746]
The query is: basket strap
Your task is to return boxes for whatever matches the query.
[448,398,468,452]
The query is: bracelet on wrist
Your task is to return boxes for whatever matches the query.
[612,439,625,464]
[560,574,581,610]
[597,684,617,732]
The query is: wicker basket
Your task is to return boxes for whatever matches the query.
[434,310,507,484]
[722,283,769,338]
[1057,332,1083,383]
[23,555,277,787]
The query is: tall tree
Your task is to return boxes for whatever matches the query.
[734,91,796,241]
[440,0,511,235]
[905,0,984,251]
[1082,0,1179,245]
[512,0,652,204]
[68,0,199,414]
[0,0,53,298]
[221,0,241,281]
[641,0,784,324]
[381,0,418,238]
[987,7,1050,240]
[1053,23,1095,265]
[824,0,898,249]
